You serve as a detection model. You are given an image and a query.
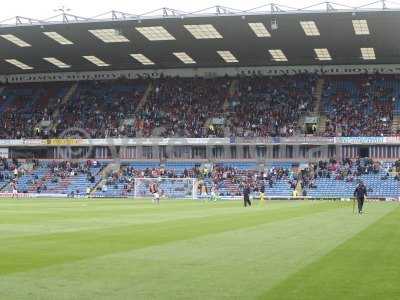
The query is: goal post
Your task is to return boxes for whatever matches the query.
[134,178,198,199]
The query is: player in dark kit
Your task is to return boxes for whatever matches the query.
[353,182,367,214]
[243,184,251,207]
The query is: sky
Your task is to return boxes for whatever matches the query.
[0,0,395,21]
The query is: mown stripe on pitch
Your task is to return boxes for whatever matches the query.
[0,200,222,224]
[0,203,392,300]
[0,201,339,276]
[259,206,400,300]
[0,199,308,225]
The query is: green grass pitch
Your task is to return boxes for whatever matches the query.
[0,198,399,299]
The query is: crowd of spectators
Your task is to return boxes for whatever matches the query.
[0,158,20,185]
[281,157,400,195]
[204,164,292,196]
[200,157,400,196]
[228,74,318,137]
[0,83,72,139]
[136,77,230,137]
[323,74,399,137]
[55,80,145,138]
[11,160,99,193]
[1,74,400,139]
[46,160,97,184]
[1,157,399,196]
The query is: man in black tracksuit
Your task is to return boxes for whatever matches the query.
[243,184,252,207]
[354,182,368,214]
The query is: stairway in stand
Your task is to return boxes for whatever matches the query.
[298,77,326,134]
[50,82,79,132]
[221,79,239,137]
[135,82,153,112]
[313,77,325,114]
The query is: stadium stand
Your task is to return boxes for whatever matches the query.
[55,79,147,138]
[322,74,399,136]
[1,74,399,139]
[227,74,317,137]
[1,74,399,200]
[2,158,399,198]
[136,77,230,137]
[0,82,71,138]
[3,160,103,195]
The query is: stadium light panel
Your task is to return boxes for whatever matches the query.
[89,29,129,43]
[314,48,332,61]
[5,59,33,70]
[82,56,110,67]
[352,20,370,35]
[217,50,238,63]
[184,24,223,39]
[173,52,196,64]
[130,54,155,65]
[248,23,271,37]
[361,47,376,60]
[43,57,71,68]
[0,34,31,47]
[300,21,320,36]
[269,49,288,62]
[135,26,175,41]
[43,32,74,45]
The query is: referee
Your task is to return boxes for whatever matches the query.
[353,181,367,214]
[243,184,252,207]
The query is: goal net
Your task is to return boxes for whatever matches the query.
[134,178,198,199]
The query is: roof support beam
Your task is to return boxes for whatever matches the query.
[271,3,284,13]
[326,2,336,11]
[1,2,400,27]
